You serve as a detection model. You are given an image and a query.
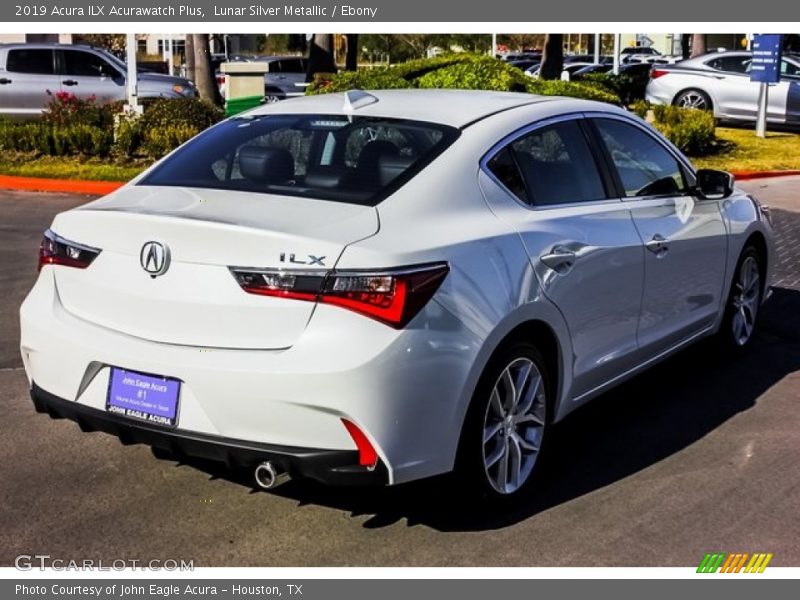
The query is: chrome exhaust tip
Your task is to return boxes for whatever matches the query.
[254,461,289,490]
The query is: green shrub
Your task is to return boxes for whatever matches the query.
[417,56,529,92]
[0,120,111,156]
[580,70,649,104]
[634,103,717,156]
[526,79,620,104]
[306,68,412,95]
[139,97,223,131]
[308,54,621,104]
[142,123,200,159]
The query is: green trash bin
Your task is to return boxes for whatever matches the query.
[225,95,265,117]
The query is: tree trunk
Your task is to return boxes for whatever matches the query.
[184,34,195,83]
[193,34,223,106]
[680,34,691,60]
[540,34,564,80]
[346,34,359,71]
[691,34,707,58]
[307,34,337,82]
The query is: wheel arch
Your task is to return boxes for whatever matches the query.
[672,86,716,112]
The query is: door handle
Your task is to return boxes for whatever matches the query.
[645,234,669,256]
[62,79,78,86]
[540,246,578,273]
[0,78,12,84]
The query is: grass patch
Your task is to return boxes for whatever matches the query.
[0,153,148,182]
[693,127,800,172]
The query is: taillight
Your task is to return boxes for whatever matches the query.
[650,69,669,79]
[230,262,449,328]
[38,229,101,271]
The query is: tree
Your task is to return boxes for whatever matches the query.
[345,34,359,71]
[73,34,126,57]
[307,34,337,82]
[691,34,707,58]
[539,34,564,80]
[184,34,195,83]
[192,34,223,106]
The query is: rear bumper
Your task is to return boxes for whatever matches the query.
[30,382,389,486]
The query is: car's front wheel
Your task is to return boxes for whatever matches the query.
[719,245,763,350]
[457,341,549,500]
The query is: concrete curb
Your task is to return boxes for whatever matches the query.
[1,170,799,197]
[0,175,123,196]
[732,170,800,181]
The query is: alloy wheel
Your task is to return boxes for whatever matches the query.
[677,91,709,110]
[731,255,761,346]
[482,357,546,495]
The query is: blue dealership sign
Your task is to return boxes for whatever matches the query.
[750,34,783,83]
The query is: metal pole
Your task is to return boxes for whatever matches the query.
[167,34,174,76]
[613,33,620,74]
[594,33,600,63]
[492,33,497,57]
[756,82,769,138]
[125,33,138,111]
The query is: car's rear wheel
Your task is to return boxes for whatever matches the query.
[457,341,549,500]
[675,89,712,111]
[719,246,763,350]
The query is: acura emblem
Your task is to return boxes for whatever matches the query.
[140,241,170,277]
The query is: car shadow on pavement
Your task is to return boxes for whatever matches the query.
[166,287,800,532]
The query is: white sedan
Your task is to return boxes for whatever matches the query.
[22,89,775,499]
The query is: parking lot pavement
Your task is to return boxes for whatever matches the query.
[1,186,799,567]
[740,176,800,290]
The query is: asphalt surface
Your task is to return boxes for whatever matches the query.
[1,180,799,567]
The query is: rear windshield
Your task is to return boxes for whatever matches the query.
[141,114,460,206]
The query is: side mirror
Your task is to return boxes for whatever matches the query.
[695,169,734,200]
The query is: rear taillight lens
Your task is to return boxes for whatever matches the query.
[650,69,669,79]
[38,230,101,271]
[230,262,449,328]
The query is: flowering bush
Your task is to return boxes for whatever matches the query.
[41,91,114,129]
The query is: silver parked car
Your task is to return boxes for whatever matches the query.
[0,43,196,121]
[646,51,800,124]
[21,90,775,499]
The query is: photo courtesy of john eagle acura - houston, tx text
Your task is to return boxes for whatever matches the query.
[20,88,774,500]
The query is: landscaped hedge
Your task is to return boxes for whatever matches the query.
[631,101,717,156]
[0,95,223,161]
[307,53,622,105]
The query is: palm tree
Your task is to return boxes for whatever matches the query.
[691,34,707,58]
[192,34,222,105]
[539,34,564,80]
[307,34,337,82]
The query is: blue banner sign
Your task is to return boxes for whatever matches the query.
[750,34,783,83]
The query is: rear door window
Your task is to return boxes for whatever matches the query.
[6,49,55,74]
[141,114,459,206]
[487,119,609,206]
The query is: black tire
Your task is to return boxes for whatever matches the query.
[455,341,551,502]
[717,245,763,351]
[674,88,713,112]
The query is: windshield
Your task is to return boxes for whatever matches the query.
[140,114,460,206]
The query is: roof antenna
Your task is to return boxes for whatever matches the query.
[343,90,379,116]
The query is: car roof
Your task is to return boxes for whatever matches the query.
[246,89,568,128]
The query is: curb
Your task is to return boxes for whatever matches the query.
[0,175,123,196]
[1,170,800,196]
[732,170,800,181]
